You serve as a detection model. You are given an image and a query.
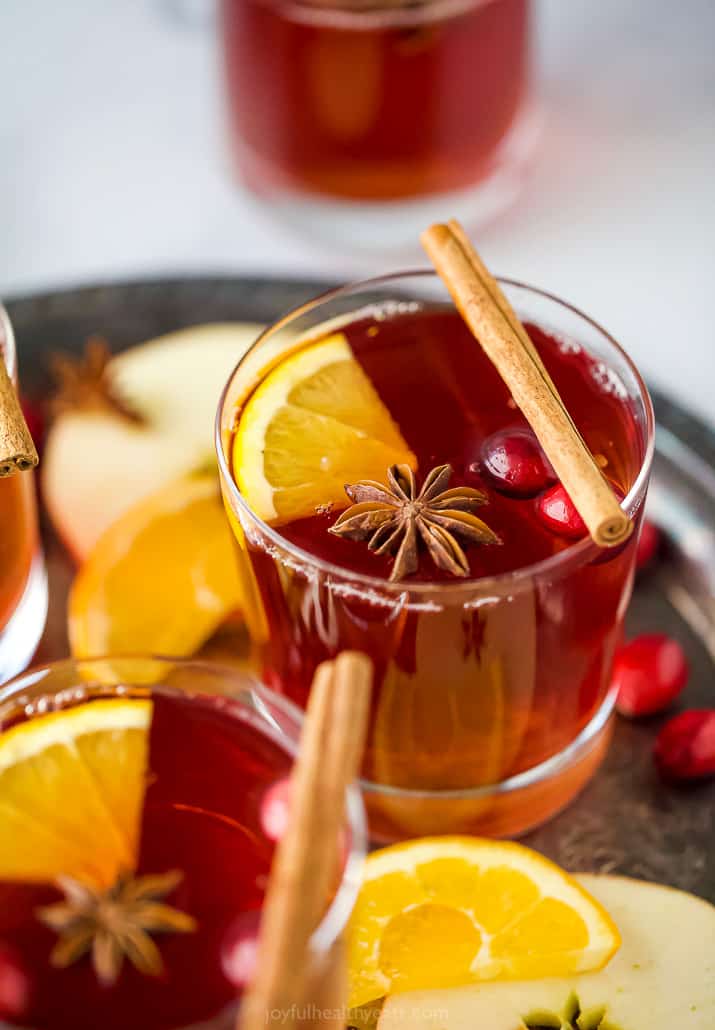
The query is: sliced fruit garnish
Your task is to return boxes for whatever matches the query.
[68,475,242,659]
[347,837,620,1008]
[377,874,715,1030]
[232,333,416,524]
[43,323,262,561]
[0,699,151,889]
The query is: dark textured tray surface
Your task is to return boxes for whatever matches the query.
[7,276,715,901]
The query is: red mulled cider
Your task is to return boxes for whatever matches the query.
[0,305,46,682]
[218,273,654,842]
[220,0,537,241]
[0,658,364,1030]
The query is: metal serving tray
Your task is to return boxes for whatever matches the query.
[8,277,714,902]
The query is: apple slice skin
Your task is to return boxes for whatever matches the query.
[42,323,263,563]
[377,875,715,1030]
[43,412,196,563]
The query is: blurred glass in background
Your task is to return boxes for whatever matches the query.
[220,0,539,247]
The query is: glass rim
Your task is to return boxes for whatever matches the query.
[0,303,16,378]
[216,269,656,597]
[0,654,367,958]
[275,0,502,31]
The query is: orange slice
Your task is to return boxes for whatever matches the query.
[232,333,416,524]
[68,474,242,659]
[0,699,151,889]
[347,836,620,1008]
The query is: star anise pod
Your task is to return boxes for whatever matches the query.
[329,463,499,581]
[36,869,197,986]
[50,336,143,423]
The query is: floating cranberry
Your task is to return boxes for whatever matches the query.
[260,776,292,842]
[613,634,689,717]
[535,483,587,538]
[654,709,715,782]
[221,910,261,988]
[481,428,555,498]
[0,944,30,1021]
[636,519,661,570]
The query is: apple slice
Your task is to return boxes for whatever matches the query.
[377,874,715,1029]
[42,322,262,562]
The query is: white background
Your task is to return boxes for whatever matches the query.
[1,0,713,425]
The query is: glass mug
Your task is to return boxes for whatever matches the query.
[0,304,47,684]
[220,0,538,246]
[216,272,655,843]
[0,657,366,1030]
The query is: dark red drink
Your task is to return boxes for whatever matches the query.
[222,0,532,203]
[275,310,640,578]
[219,275,653,840]
[0,663,359,1030]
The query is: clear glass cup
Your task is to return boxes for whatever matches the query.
[0,304,47,684]
[220,0,539,249]
[0,657,366,1030]
[217,271,655,843]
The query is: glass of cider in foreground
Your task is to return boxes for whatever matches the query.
[217,272,654,843]
[0,658,366,1030]
[0,305,47,682]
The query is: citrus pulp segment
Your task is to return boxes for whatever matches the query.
[0,699,151,889]
[68,475,242,659]
[347,836,620,1008]
[232,333,417,524]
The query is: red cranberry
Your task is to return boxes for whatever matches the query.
[654,709,715,782]
[536,483,587,538]
[221,910,261,988]
[636,519,661,570]
[0,945,30,1021]
[260,776,292,842]
[480,428,555,498]
[614,634,689,717]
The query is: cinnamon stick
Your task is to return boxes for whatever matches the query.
[421,220,632,548]
[0,357,38,478]
[239,651,372,1030]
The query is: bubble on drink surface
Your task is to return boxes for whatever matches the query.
[553,332,582,355]
[591,361,628,399]
[365,300,421,323]
[258,539,445,611]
